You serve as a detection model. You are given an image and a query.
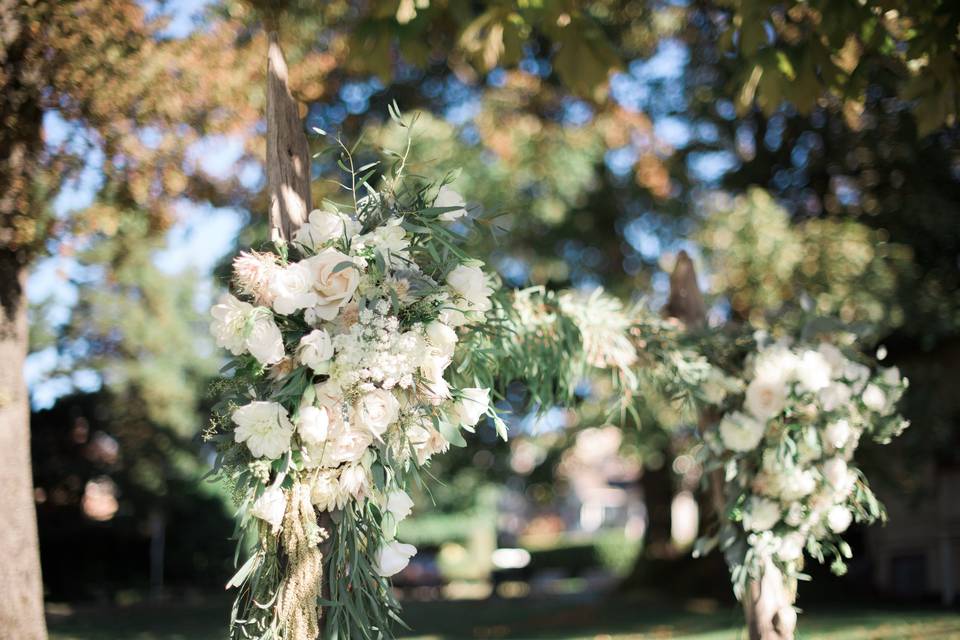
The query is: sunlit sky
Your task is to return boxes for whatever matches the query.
[26,0,729,409]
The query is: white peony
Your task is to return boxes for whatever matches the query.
[385,489,414,522]
[435,185,467,221]
[354,389,400,438]
[823,419,852,450]
[298,329,334,373]
[776,532,806,562]
[305,248,361,321]
[270,261,319,315]
[745,377,788,421]
[233,401,294,459]
[718,411,766,452]
[826,505,853,533]
[818,382,852,412]
[743,496,781,532]
[251,486,286,532]
[297,405,329,444]
[861,384,887,412]
[795,350,832,393]
[293,208,358,249]
[375,540,417,577]
[425,321,458,360]
[823,457,855,496]
[338,463,370,499]
[454,387,490,429]
[210,294,254,356]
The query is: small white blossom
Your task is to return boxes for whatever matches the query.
[719,411,766,452]
[298,329,334,373]
[861,384,887,412]
[375,540,417,577]
[435,185,467,221]
[251,486,286,533]
[826,505,853,533]
[743,496,781,532]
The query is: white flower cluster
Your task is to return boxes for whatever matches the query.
[708,339,908,584]
[210,188,494,577]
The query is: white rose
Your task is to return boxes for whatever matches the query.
[233,401,294,460]
[251,486,286,532]
[305,248,361,321]
[294,209,358,249]
[298,329,334,373]
[339,463,370,499]
[354,389,400,438]
[818,382,852,412]
[753,345,798,383]
[822,457,853,493]
[385,489,414,522]
[776,532,805,562]
[446,262,493,315]
[882,366,901,386]
[817,342,845,376]
[426,321,458,360]
[745,377,788,421]
[454,387,490,429]
[743,497,781,532]
[356,220,410,267]
[210,294,254,355]
[375,540,417,577]
[297,405,329,444]
[270,261,319,315]
[779,469,816,501]
[718,411,765,452]
[246,312,286,365]
[826,505,853,533]
[435,185,467,221]
[843,362,871,393]
[310,469,347,511]
[861,384,887,412]
[784,502,805,527]
[796,350,832,393]
[823,419,852,450]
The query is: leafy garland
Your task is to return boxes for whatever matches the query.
[206,115,909,639]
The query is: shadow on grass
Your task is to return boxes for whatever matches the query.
[47,593,960,640]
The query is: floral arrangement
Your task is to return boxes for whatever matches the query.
[207,122,499,639]
[698,335,909,618]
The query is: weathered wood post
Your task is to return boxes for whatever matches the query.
[664,250,795,640]
[264,22,336,634]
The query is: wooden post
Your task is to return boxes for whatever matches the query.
[664,251,795,640]
[264,24,334,633]
[266,29,311,243]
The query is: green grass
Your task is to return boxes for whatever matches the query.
[47,595,960,640]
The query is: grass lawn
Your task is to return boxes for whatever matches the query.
[47,594,960,640]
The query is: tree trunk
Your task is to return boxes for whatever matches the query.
[0,2,49,636]
[266,29,312,244]
[0,258,47,639]
[264,24,331,633]
[665,252,795,640]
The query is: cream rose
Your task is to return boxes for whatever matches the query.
[270,261,319,315]
[743,497,781,532]
[210,294,254,356]
[297,405,330,444]
[293,209,359,249]
[305,248,361,321]
[719,411,765,452]
[246,312,286,365]
[426,321,458,360]
[745,377,787,421]
[446,262,493,315]
[354,389,401,437]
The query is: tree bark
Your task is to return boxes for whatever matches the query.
[0,257,47,639]
[0,2,49,637]
[665,252,794,640]
[264,25,331,633]
[266,30,312,244]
